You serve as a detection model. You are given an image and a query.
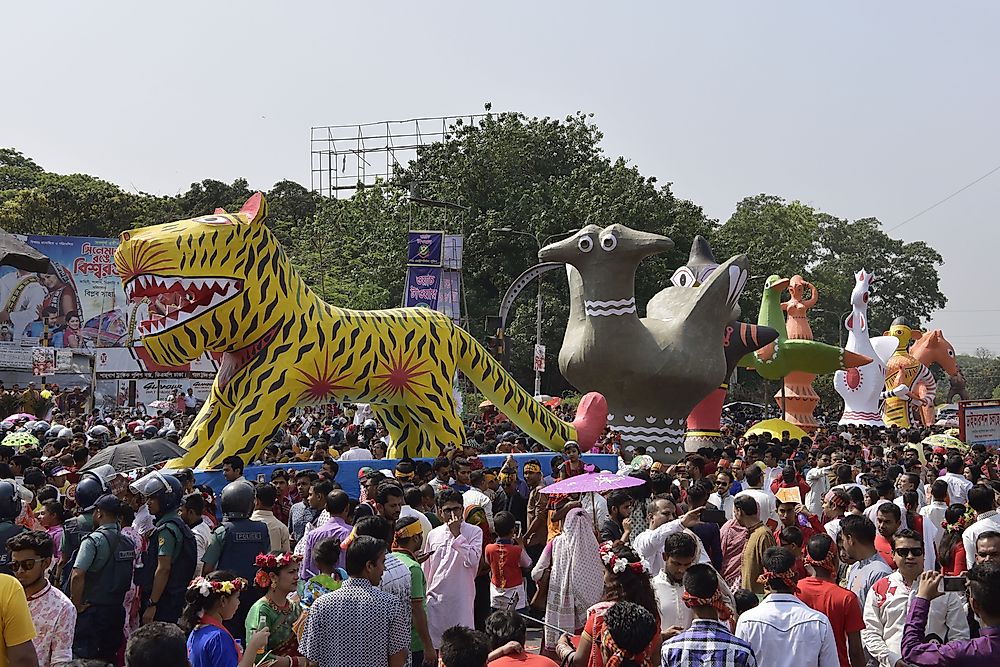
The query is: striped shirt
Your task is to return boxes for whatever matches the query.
[662,619,758,667]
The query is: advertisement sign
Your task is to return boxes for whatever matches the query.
[959,399,1000,447]
[403,266,442,310]
[406,231,444,267]
[0,235,127,349]
[31,348,56,376]
[533,344,546,372]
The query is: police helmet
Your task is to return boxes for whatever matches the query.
[30,422,49,438]
[0,481,22,521]
[57,427,73,440]
[164,429,179,443]
[142,425,158,440]
[219,481,255,520]
[129,470,183,516]
[87,425,110,440]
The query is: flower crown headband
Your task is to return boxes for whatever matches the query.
[599,541,647,575]
[189,576,247,597]
[255,552,301,588]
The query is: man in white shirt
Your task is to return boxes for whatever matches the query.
[821,488,851,545]
[804,452,833,517]
[633,501,709,575]
[734,466,777,525]
[337,430,373,461]
[250,483,291,552]
[761,448,783,492]
[707,470,736,521]
[735,546,839,667]
[181,492,214,565]
[919,479,949,537]
[861,529,968,667]
[963,485,1000,569]
[652,532,735,639]
[941,456,974,506]
[462,470,494,530]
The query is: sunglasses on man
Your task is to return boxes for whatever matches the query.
[9,558,40,572]
[893,547,924,558]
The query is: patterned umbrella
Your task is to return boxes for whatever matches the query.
[1,432,38,449]
[538,471,645,494]
[921,433,969,453]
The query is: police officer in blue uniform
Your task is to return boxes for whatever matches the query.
[0,481,25,574]
[58,464,116,588]
[202,481,269,642]
[69,494,136,662]
[130,470,198,624]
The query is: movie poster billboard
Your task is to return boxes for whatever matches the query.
[0,235,127,349]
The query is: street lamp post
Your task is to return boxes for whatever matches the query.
[493,227,544,396]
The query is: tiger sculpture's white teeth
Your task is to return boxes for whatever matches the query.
[127,274,242,336]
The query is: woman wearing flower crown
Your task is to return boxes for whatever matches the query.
[245,551,314,667]
[937,504,972,575]
[181,571,270,667]
[555,542,662,667]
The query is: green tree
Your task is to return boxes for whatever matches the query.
[393,111,714,390]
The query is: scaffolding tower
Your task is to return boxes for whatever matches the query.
[310,115,486,199]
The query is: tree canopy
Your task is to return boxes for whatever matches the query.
[0,111,950,404]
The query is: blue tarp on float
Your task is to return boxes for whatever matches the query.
[193,453,619,499]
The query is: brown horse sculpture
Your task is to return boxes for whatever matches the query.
[910,329,969,425]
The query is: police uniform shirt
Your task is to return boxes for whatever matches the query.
[154,515,183,561]
[73,523,119,573]
[60,512,94,557]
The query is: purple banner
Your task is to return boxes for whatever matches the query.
[407,231,444,266]
[404,266,442,309]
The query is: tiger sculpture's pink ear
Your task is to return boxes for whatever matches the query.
[238,192,267,225]
[214,208,228,215]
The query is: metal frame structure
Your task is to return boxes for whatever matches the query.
[310,115,487,199]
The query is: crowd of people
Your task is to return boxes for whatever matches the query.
[0,401,997,667]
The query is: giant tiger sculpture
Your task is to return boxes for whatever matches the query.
[114,193,607,469]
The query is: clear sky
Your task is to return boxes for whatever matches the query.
[4,2,999,353]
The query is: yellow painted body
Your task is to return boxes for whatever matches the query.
[114,194,590,469]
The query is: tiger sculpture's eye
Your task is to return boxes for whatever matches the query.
[193,215,232,225]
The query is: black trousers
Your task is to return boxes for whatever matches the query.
[74,605,125,664]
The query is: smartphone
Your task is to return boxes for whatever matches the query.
[942,576,966,592]
[514,520,523,536]
[701,508,727,523]
[256,473,266,484]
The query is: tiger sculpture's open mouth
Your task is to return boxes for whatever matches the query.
[125,274,243,336]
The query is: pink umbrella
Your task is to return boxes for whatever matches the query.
[2,413,37,423]
[538,471,645,494]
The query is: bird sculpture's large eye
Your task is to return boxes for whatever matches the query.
[577,236,594,253]
[600,233,618,252]
[671,266,696,288]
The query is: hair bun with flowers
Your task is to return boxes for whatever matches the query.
[254,551,301,588]
[599,541,647,575]
[189,576,247,597]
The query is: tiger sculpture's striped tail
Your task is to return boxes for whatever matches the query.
[114,193,607,469]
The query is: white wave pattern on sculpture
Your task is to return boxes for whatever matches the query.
[584,297,637,317]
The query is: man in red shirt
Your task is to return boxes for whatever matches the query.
[874,503,902,571]
[485,609,558,666]
[796,533,866,667]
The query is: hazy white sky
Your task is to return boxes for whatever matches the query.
[4,2,999,353]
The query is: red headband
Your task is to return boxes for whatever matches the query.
[682,588,732,621]
[757,568,800,594]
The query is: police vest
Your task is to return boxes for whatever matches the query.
[136,515,198,597]
[0,522,25,575]
[60,514,90,592]
[82,527,136,606]
[215,519,269,581]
